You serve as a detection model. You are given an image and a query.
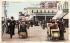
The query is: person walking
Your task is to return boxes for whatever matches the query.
[16,20,20,34]
[30,20,33,27]
[2,18,6,35]
[19,21,28,38]
[57,20,65,40]
[9,16,16,39]
[41,20,46,29]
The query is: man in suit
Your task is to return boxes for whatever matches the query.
[57,20,65,40]
[9,16,16,39]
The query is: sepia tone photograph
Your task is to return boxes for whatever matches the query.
[1,0,69,42]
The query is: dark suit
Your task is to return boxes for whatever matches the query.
[58,21,65,40]
[9,20,16,38]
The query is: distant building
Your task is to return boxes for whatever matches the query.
[40,1,59,8]
[23,1,68,23]
[24,7,57,21]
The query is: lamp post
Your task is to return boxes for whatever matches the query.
[2,1,8,33]
[3,1,7,20]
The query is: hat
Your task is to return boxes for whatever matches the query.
[11,16,14,19]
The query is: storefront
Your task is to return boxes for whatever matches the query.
[32,13,55,23]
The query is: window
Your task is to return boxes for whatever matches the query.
[63,9,69,12]
[44,10,46,13]
[48,10,50,13]
[40,10,42,13]
[37,10,38,13]
[52,10,54,13]
[32,10,33,13]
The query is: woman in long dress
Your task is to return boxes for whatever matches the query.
[19,21,28,38]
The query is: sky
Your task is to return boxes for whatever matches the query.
[3,1,41,20]
[2,0,68,20]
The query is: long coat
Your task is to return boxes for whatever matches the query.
[57,21,65,40]
[9,20,16,35]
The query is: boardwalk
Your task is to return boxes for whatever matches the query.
[2,26,47,41]
[2,25,68,41]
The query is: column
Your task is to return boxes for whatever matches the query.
[45,15,46,21]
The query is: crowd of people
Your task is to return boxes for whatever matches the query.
[47,19,65,40]
[5,16,31,39]
[2,12,66,40]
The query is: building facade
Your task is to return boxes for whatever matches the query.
[23,1,68,23]
[24,7,57,21]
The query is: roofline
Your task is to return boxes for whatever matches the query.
[24,7,57,10]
